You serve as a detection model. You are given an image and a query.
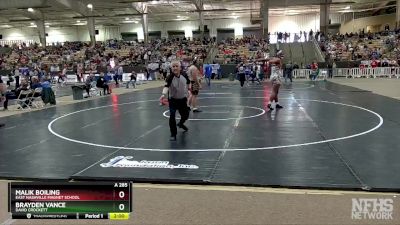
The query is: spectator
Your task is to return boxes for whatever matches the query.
[371,59,378,68]
[2,79,29,110]
[96,74,110,96]
[327,60,333,78]
[13,66,20,88]
[284,61,293,83]
[204,64,212,86]
[85,74,95,97]
[310,60,318,80]
[126,71,137,89]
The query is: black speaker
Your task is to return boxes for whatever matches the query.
[95,30,99,35]
[45,33,48,37]
[0,35,2,39]
[204,25,208,31]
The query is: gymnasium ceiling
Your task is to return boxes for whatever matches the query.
[0,0,395,28]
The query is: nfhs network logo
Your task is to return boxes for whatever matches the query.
[351,198,393,220]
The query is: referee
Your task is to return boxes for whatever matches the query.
[160,60,190,141]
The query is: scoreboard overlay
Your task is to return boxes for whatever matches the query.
[8,182,132,220]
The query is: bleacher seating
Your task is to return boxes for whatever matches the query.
[321,31,399,63]
[214,37,267,64]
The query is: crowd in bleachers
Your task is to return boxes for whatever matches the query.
[320,29,400,67]
[0,37,214,110]
[0,37,212,77]
[214,36,268,64]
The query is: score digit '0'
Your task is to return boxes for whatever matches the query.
[119,191,125,199]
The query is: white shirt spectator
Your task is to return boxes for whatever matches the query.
[62,68,67,76]
[14,69,20,77]
[51,65,60,72]
[211,64,220,74]
[117,66,123,75]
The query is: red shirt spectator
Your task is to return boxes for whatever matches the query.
[177,50,184,57]
[227,49,233,54]
[371,60,378,68]
[311,62,318,71]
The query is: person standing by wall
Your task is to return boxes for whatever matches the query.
[327,60,333,79]
[237,63,246,87]
[251,63,261,84]
[204,64,212,87]
[160,60,191,141]
[126,71,137,89]
[117,64,124,85]
[284,61,293,83]
[310,60,319,80]
[13,66,20,88]
[217,64,222,80]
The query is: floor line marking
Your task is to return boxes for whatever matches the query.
[48,97,384,152]
[293,98,367,189]
[208,109,243,182]
[224,109,243,149]
[72,149,122,176]
[15,139,49,152]
[3,126,16,130]
[72,125,162,175]
[201,111,231,114]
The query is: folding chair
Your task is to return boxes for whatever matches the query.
[31,87,44,108]
[16,90,34,110]
[89,81,100,97]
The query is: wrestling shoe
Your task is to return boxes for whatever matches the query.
[193,108,202,113]
[267,104,274,111]
[276,104,284,109]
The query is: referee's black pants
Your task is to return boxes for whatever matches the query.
[169,97,189,137]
